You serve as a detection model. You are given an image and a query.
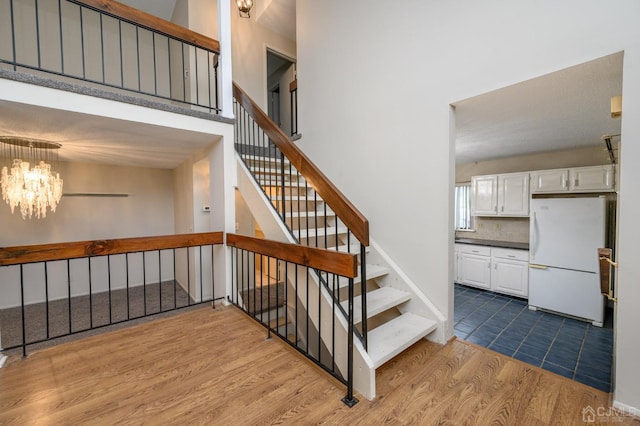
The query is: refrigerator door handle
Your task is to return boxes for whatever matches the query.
[529,264,548,270]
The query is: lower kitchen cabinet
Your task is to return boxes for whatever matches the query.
[455,243,529,297]
[458,252,492,290]
[491,258,529,297]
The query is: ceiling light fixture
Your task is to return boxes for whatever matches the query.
[236,0,253,18]
[0,136,64,219]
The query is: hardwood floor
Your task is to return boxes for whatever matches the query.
[1,305,637,425]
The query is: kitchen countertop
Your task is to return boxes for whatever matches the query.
[455,238,529,250]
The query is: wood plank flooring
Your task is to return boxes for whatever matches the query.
[1,305,637,425]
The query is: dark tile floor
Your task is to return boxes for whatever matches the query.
[454,284,614,392]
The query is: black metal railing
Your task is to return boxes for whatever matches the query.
[227,233,359,407]
[233,92,369,350]
[289,78,298,136]
[0,0,220,113]
[0,232,224,357]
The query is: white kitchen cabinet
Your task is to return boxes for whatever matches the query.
[456,244,491,290]
[455,244,529,297]
[570,165,615,192]
[470,175,498,216]
[471,172,529,217]
[491,248,529,297]
[530,168,569,193]
[531,165,615,194]
[498,173,530,216]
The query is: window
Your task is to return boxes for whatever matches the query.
[455,183,474,230]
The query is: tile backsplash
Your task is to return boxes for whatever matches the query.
[456,217,529,243]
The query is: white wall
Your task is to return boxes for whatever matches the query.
[231,0,296,110]
[1,161,175,245]
[296,0,640,410]
[0,161,176,309]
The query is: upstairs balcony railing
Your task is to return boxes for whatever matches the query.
[0,0,220,113]
[0,232,224,357]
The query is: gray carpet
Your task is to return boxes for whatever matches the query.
[0,281,203,356]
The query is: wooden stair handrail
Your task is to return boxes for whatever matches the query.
[69,0,220,54]
[227,233,357,278]
[0,232,224,266]
[233,82,369,246]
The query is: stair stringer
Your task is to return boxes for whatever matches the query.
[366,239,447,344]
[236,154,377,399]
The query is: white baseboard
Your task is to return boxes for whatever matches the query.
[612,399,640,418]
[0,354,7,368]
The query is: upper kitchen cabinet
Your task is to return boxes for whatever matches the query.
[531,165,615,194]
[471,172,529,217]
[470,175,498,215]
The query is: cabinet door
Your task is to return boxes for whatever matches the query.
[471,175,498,216]
[570,165,615,192]
[498,173,529,216]
[491,259,529,297]
[458,253,491,289]
[530,169,569,193]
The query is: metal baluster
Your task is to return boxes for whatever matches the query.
[280,152,286,221]
[186,248,191,306]
[135,27,141,91]
[20,264,26,357]
[167,37,172,103]
[126,253,130,319]
[342,277,358,407]
[152,33,157,95]
[118,20,124,87]
[88,257,93,329]
[360,244,368,351]
[67,259,72,334]
[314,191,318,248]
[214,55,219,112]
[44,262,50,339]
[58,0,64,74]
[159,250,162,312]
[143,251,147,315]
[9,0,16,71]
[199,246,203,304]
[194,46,200,106]
[108,255,112,324]
[211,244,215,306]
[79,5,86,79]
[267,256,271,339]
[181,43,186,102]
[294,264,298,345]
[34,0,41,69]
[99,14,105,85]
[172,248,177,309]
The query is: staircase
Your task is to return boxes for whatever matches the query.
[233,83,443,400]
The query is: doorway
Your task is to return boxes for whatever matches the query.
[451,52,623,393]
[266,49,296,136]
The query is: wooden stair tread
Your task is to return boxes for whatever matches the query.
[368,313,437,368]
[341,287,411,324]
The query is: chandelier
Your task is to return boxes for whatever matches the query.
[0,136,64,219]
[236,0,253,18]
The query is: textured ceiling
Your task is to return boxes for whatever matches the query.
[454,52,623,164]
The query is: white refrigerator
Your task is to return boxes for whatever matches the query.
[529,197,606,326]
